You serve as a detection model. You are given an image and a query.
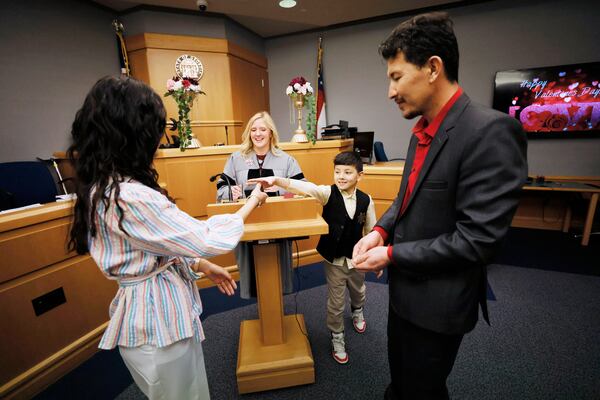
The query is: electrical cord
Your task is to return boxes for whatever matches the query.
[292,239,308,338]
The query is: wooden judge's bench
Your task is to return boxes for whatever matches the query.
[0,202,117,399]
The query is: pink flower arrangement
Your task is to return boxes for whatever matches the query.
[286,76,313,96]
[165,76,204,94]
[164,76,205,150]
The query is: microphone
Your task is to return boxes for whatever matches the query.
[209,173,234,202]
[168,118,178,131]
[158,119,179,148]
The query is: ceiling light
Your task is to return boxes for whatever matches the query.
[279,0,296,8]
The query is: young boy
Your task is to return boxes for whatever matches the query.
[248,151,376,364]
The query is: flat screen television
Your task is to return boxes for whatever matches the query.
[492,62,600,138]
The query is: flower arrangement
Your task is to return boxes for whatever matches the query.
[286,76,316,143]
[165,76,205,151]
[286,76,313,97]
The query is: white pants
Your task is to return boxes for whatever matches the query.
[119,338,210,400]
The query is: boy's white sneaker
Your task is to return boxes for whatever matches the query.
[331,332,348,364]
[352,307,366,333]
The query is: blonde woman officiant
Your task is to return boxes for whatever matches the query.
[215,111,306,298]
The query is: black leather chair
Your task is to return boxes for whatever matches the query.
[373,141,404,162]
[0,161,62,211]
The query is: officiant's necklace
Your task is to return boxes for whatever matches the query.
[256,154,266,169]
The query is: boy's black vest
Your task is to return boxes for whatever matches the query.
[317,185,370,263]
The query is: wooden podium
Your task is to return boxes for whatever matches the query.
[207,197,327,394]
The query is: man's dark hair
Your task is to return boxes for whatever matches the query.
[334,151,363,173]
[379,12,459,83]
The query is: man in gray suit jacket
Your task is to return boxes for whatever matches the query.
[353,12,528,400]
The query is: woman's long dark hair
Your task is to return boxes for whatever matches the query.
[68,76,167,254]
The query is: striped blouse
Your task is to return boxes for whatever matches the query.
[88,180,244,349]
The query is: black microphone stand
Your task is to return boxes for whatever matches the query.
[209,173,234,202]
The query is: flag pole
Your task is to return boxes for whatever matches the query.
[316,37,327,140]
[316,37,323,122]
[113,20,130,77]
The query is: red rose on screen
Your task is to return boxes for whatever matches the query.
[546,114,568,131]
[182,80,191,88]
[525,110,552,131]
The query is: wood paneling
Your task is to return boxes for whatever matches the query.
[359,161,404,219]
[158,154,230,217]
[125,33,269,149]
[1,328,104,400]
[0,216,74,282]
[207,197,327,241]
[145,47,234,122]
[126,33,229,54]
[229,56,270,144]
[0,257,115,384]
[374,200,394,219]
[0,202,73,234]
[0,204,117,399]
[207,196,320,224]
[227,42,268,69]
[127,49,150,83]
[512,193,569,231]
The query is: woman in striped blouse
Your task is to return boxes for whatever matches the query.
[67,76,267,400]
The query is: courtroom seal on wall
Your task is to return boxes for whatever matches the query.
[175,54,204,80]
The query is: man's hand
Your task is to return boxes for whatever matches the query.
[353,246,390,278]
[353,230,384,259]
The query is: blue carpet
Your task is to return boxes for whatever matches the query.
[33,348,129,400]
[117,266,600,400]
[495,227,599,276]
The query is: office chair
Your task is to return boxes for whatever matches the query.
[0,161,62,211]
[373,141,404,162]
